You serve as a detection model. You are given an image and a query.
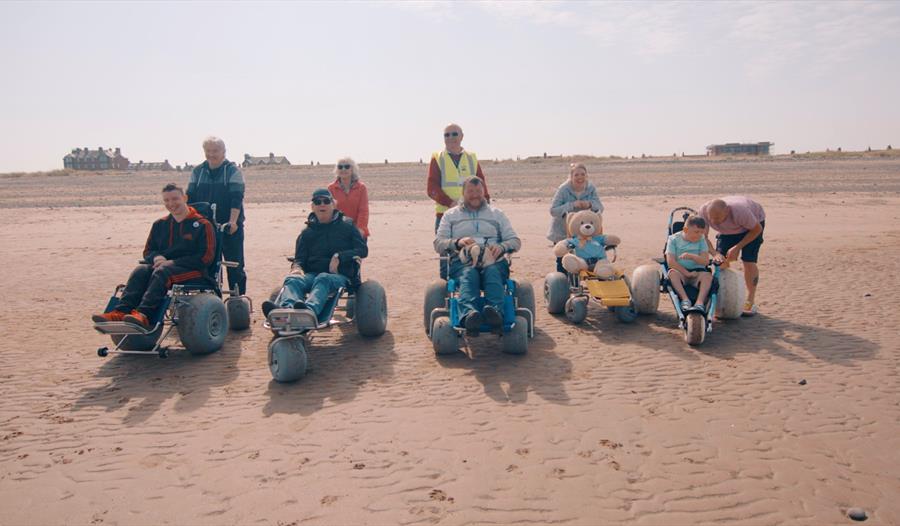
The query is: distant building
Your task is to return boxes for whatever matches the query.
[242,152,291,167]
[63,147,129,170]
[706,142,773,156]
[129,160,174,171]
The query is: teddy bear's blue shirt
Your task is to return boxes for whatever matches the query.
[568,235,608,260]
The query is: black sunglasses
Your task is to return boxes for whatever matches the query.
[312,197,332,205]
[443,131,460,138]
[337,164,352,170]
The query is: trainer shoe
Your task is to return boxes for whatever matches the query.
[680,299,692,312]
[483,305,503,328]
[123,310,152,329]
[92,310,127,323]
[463,311,483,337]
[742,302,758,317]
[293,300,310,311]
[261,300,277,317]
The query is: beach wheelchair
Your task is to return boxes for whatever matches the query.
[93,202,252,358]
[424,252,535,356]
[264,257,387,383]
[629,206,746,345]
[544,244,639,324]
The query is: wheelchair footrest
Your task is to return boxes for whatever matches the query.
[93,321,160,336]
[266,308,319,334]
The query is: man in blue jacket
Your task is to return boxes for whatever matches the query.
[187,136,247,294]
[262,189,368,323]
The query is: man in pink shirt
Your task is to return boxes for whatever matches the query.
[698,196,766,316]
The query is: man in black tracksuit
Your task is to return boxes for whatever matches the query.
[261,188,367,322]
[187,137,246,294]
[92,184,216,329]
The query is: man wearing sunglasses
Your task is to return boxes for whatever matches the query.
[427,123,490,233]
[261,189,368,323]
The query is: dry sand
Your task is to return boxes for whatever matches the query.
[1,158,899,525]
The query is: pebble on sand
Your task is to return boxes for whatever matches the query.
[848,507,867,521]
[799,379,807,385]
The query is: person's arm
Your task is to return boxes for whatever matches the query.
[726,222,762,260]
[665,238,694,276]
[337,223,368,263]
[476,163,490,202]
[549,186,576,218]
[356,183,369,236]
[587,186,604,214]
[433,212,456,254]
[186,168,199,201]
[294,231,308,273]
[426,157,456,208]
[496,209,521,254]
[226,165,245,233]
[173,219,216,270]
[143,222,162,263]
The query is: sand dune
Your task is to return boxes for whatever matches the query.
[1,159,899,525]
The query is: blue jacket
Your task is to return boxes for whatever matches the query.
[547,180,604,243]
[187,160,245,226]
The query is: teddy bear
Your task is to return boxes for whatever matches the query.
[458,240,503,268]
[552,209,621,278]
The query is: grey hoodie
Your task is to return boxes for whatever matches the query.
[434,200,521,255]
[547,180,604,243]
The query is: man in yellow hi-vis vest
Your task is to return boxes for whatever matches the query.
[427,123,490,232]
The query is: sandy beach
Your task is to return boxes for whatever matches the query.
[1,157,900,525]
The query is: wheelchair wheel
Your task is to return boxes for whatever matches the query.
[111,324,163,352]
[544,272,569,314]
[614,303,638,323]
[565,296,588,324]
[268,336,308,382]
[431,316,459,356]
[715,268,746,320]
[631,264,661,314]
[685,312,706,345]
[424,280,448,335]
[355,280,387,337]
[501,315,528,355]
[513,279,536,325]
[177,293,228,355]
[226,296,251,331]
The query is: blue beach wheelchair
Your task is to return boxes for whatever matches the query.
[629,206,746,345]
[423,252,535,356]
[93,203,252,358]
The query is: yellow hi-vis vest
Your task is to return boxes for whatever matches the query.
[433,150,478,214]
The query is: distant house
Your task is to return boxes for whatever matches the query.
[63,147,129,170]
[129,160,174,171]
[242,152,291,167]
[706,142,773,156]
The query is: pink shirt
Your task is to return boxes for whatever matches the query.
[699,196,765,235]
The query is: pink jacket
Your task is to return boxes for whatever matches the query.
[328,179,370,237]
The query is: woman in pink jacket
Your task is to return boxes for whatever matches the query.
[327,157,370,238]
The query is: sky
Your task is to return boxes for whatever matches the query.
[1,0,899,173]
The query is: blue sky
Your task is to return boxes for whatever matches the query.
[1,1,899,172]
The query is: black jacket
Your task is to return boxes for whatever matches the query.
[294,211,367,277]
[142,206,216,272]
[187,160,245,226]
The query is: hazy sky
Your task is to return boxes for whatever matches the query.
[2,1,899,172]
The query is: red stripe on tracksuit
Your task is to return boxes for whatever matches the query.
[166,270,202,288]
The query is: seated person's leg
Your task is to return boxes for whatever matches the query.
[667,269,692,311]
[278,273,317,308]
[125,265,198,328]
[453,262,482,320]
[695,272,713,308]
[481,260,510,326]
[304,273,349,320]
[93,264,153,322]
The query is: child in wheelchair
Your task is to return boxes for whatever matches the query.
[664,215,716,312]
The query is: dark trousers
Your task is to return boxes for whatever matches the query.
[118,263,202,316]
[222,226,247,294]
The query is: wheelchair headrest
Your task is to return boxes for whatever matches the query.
[188,202,216,225]
[670,222,685,235]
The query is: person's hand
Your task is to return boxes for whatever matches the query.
[488,245,504,259]
[458,237,476,248]
[574,200,589,210]
[329,254,340,274]
[726,246,740,262]
[679,252,695,262]
[226,222,238,235]
[686,271,698,279]
[712,252,725,264]
[157,260,175,269]
[152,255,167,268]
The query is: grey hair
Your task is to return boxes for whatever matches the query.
[202,136,226,151]
[444,122,463,134]
[333,157,360,182]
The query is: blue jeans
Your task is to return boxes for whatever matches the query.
[449,258,510,320]
[276,272,348,319]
